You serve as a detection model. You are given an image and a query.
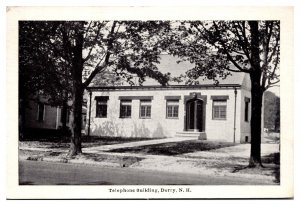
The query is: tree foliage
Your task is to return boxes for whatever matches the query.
[19,21,172,155]
[264,91,280,132]
[19,21,72,105]
[167,21,280,88]
[166,21,280,167]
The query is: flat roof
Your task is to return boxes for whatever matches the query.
[87,84,241,91]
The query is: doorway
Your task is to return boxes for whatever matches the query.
[186,99,204,132]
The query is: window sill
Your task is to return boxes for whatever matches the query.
[212,118,227,120]
[166,117,179,119]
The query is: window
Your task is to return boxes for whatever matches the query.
[60,108,70,123]
[37,102,45,121]
[96,97,108,118]
[244,97,250,122]
[212,100,227,120]
[120,100,132,118]
[140,100,151,119]
[166,100,179,118]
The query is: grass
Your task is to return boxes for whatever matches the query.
[82,153,144,167]
[21,149,144,168]
[20,136,164,149]
[109,140,236,156]
[81,136,164,148]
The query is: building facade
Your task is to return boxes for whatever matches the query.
[24,100,72,130]
[86,73,252,143]
[23,97,87,133]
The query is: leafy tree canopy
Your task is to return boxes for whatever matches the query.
[19,21,172,103]
[166,21,280,89]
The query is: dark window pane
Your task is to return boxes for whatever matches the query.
[167,106,172,117]
[96,100,107,118]
[245,101,249,121]
[120,101,132,118]
[146,106,151,117]
[173,106,178,117]
[140,106,146,117]
[38,103,44,121]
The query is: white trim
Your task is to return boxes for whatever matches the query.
[55,107,59,129]
[36,103,39,121]
[43,104,45,121]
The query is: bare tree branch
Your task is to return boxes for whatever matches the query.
[267,29,280,63]
[232,21,251,61]
[83,22,103,62]
[84,21,92,39]
[82,21,117,88]
[265,79,280,90]
[261,22,275,90]
[211,21,250,73]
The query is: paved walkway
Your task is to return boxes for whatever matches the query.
[85,137,196,153]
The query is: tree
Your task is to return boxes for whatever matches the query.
[19,21,171,156]
[264,91,280,132]
[19,21,73,139]
[168,21,280,167]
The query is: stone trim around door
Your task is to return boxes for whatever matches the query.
[183,93,207,132]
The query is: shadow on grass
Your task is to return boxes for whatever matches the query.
[80,153,145,168]
[20,136,164,149]
[231,152,280,183]
[109,140,236,156]
[81,136,164,148]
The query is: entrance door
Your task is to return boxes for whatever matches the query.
[186,99,203,131]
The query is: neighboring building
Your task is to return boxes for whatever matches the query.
[24,98,70,130]
[23,96,87,134]
[86,72,252,143]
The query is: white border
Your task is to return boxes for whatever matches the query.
[3,3,295,201]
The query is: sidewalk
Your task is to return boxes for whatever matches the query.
[86,137,196,152]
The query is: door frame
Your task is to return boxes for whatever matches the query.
[184,93,207,132]
[186,98,203,131]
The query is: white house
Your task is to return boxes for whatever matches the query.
[86,71,252,143]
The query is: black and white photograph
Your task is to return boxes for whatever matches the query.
[5,6,294,199]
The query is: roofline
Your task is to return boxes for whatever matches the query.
[87,84,242,91]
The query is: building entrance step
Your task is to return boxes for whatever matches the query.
[175,131,207,140]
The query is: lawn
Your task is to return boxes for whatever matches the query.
[20,149,144,168]
[19,136,164,150]
[109,140,236,156]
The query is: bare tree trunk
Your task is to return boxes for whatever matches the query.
[69,22,84,156]
[61,97,68,131]
[249,72,263,167]
[69,84,83,156]
[248,21,263,167]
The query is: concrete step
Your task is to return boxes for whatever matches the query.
[175,131,207,140]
